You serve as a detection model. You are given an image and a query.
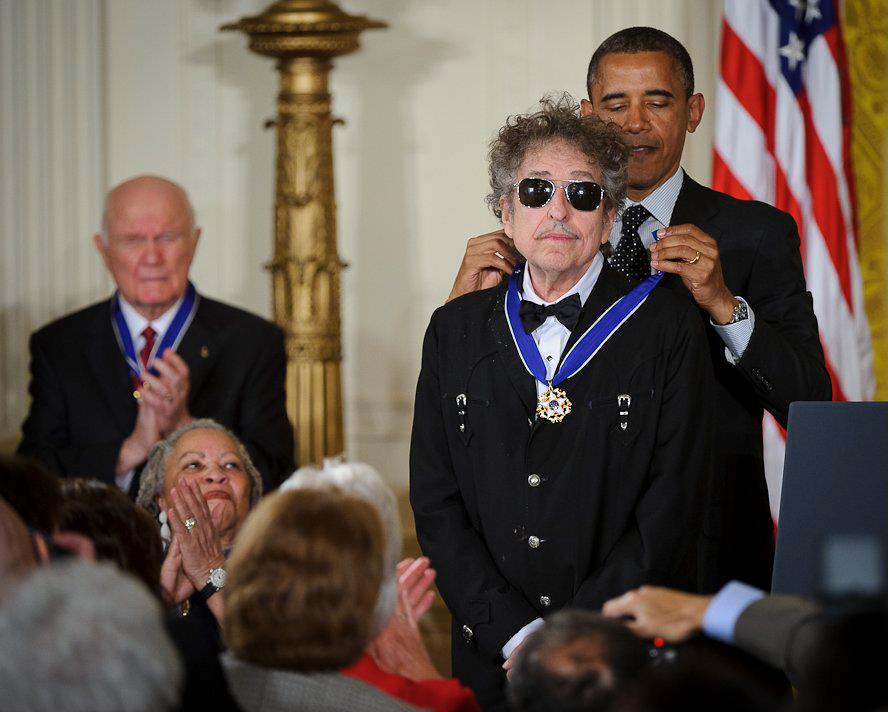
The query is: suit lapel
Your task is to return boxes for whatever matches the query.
[488,282,537,416]
[86,299,138,426]
[559,261,631,368]
[175,296,217,400]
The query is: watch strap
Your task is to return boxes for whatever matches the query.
[199,582,220,600]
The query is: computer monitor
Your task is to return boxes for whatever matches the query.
[772,401,888,599]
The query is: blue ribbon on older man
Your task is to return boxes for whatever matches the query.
[505,261,663,423]
[111,280,199,384]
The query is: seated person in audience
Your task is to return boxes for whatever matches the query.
[222,488,423,712]
[604,583,888,712]
[0,560,183,712]
[137,418,263,625]
[282,459,480,712]
[61,474,243,712]
[18,174,294,494]
[0,454,95,562]
[614,658,781,712]
[602,583,820,685]
[507,609,647,712]
[59,478,164,597]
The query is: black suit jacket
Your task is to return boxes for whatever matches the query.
[18,294,295,493]
[667,176,831,591]
[410,262,713,710]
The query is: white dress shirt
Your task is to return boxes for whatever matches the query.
[114,295,184,492]
[610,167,755,362]
[521,253,604,398]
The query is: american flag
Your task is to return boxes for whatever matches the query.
[713,0,875,516]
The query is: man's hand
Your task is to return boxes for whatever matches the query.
[650,225,737,324]
[502,636,530,680]
[116,398,161,475]
[141,349,192,436]
[397,557,437,621]
[601,585,713,643]
[446,230,522,303]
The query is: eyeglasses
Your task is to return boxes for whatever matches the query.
[513,178,605,212]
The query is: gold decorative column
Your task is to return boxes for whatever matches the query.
[222,2,385,465]
[843,0,888,400]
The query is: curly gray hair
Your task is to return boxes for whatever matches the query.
[486,92,628,220]
[136,419,263,517]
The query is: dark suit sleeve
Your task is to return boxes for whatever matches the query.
[18,332,122,483]
[733,594,823,685]
[733,212,831,426]
[568,302,714,608]
[234,325,294,493]
[410,312,540,658]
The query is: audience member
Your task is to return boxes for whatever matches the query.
[0,454,61,535]
[507,609,648,712]
[59,478,164,597]
[18,174,294,494]
[137,418,262,622]
[222,488,422,712]
[283,459,480,712]
[613,660,780,712]
[0,497,37,600]
[602,583,820,685]
[0,560,183,712]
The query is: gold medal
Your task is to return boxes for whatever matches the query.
[536,382,572,423]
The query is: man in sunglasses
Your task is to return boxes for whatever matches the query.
[411,95,713,711]
[447,27,831,596]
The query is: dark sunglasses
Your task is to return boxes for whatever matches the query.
[513,178,605,212]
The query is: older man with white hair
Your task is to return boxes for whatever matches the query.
[18,175,294,494]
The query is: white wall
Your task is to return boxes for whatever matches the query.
[1,0,723,486]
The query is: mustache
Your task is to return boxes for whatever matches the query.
[535,221,579,240]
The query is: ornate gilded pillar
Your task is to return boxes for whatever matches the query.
[222,2,385,465]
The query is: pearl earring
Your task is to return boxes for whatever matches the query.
[158,509,171,544]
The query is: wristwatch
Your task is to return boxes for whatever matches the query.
[724,298,749,325]
[199,566,227,600]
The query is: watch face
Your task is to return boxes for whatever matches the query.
[209,567,227,589]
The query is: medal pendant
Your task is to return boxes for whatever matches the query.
[536,384,572,423]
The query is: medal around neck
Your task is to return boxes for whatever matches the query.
[111,281,199,388]
[505,262,663,423]
[537,382,572,423]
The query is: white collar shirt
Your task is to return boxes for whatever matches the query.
[118,294,185,356]
[521,253,603,396]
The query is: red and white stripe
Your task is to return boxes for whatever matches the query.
[714,0,874,517]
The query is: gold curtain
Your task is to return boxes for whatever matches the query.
[844,0,888,399]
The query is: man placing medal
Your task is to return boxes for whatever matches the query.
[410,94,714,712]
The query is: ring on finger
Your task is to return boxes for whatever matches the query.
[687,250,701,265]
[164,392,173,402]
[184,517,196,531]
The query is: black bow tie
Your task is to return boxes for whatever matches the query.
[519,293,582,334]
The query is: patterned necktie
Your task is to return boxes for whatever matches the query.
[611,204,652,281]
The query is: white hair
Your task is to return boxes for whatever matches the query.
[281,458,401,638]
[0,561,183,712]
